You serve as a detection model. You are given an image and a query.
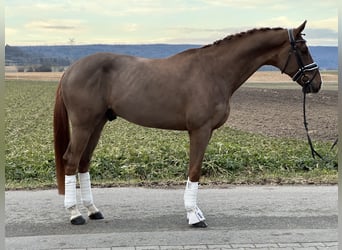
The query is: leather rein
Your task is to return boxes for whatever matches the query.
[281,29,334,159]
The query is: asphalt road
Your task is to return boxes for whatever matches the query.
[5,185,337,249]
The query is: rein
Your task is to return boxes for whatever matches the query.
[303,91,338,159]
[283,29,336,159]
[302,91,322,159]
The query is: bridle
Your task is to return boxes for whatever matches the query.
[281,29,319,93]
[282,29,327,159]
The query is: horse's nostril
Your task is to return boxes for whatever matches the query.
[301,75,309,83]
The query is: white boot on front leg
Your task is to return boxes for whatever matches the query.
[184,177,207,227]
[78,172,104,220]
[65,175,85,225]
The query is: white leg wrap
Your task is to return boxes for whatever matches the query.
[79,172,93,207]
[64,175,77,209]
[79,172,99,216]
[65,175,82,220]
[184,178,205,224]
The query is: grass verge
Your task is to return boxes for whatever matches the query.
[5,80,337,190]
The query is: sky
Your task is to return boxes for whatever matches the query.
[5,0,338,46]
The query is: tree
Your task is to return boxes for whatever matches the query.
[36,65,52,72]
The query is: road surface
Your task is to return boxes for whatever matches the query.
[5,185,337,249]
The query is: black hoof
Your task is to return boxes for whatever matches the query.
[71,215,86,225]
[191,221,208,228]
[89,211,104,220]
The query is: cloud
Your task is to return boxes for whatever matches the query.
[167,27,229,34]
[5,27,17,36]
[65,0,204,17]
[306,28,337,38]
[164,21,338,45]
[310,17,338,31]
[25,19,83,31]
[5,0,337,46]
[38,24,76,30]
[164,26,246,44]
[200,0,288,9]
[257,16,337,32]
[123,23,139,32]
[255,16,338,45]
[304,27,338,45]
[200,0,337,11]
[257,16,301,28]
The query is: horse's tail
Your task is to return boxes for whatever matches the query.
[53,79,69,195]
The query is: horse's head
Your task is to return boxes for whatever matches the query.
[280,21,322,93]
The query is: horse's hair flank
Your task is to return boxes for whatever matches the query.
[201,27,284,48]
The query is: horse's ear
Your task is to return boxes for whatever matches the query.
[294,20,307,37]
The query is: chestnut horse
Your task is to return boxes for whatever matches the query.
[54,21,321,226]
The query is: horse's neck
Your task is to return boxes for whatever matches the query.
[202,29,286,93]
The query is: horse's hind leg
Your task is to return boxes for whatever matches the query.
[63,126,93,225]
[78,118,107,221]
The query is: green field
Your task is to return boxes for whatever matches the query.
[5,80,337,189]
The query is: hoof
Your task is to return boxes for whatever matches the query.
[71,215,86,225]
[191,221,208,228]
[89,211,104,220]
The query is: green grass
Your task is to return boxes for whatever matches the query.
[5,80,337,189]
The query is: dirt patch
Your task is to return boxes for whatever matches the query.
[228,87,338,142]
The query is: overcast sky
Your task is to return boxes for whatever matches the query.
[5,0,338,46]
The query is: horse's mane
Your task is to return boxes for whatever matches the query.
[201,27,284,48]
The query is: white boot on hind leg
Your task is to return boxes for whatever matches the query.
[79,172,104,220]
[65,175,86,225]
[184,177,207,227]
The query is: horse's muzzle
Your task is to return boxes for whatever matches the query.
[302,81,321,94]
[300,69,321,94]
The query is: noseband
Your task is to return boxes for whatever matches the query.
[281,29,319,92]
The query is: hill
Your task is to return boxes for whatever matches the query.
[5,44,337,71]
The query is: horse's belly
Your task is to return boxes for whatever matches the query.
[114,102,187,130]
[120,112,187,130]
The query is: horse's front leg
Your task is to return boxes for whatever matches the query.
[185,126,212,228]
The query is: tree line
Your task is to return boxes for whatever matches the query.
[5,44,71,72]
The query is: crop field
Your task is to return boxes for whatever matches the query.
[5,73,338,189]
